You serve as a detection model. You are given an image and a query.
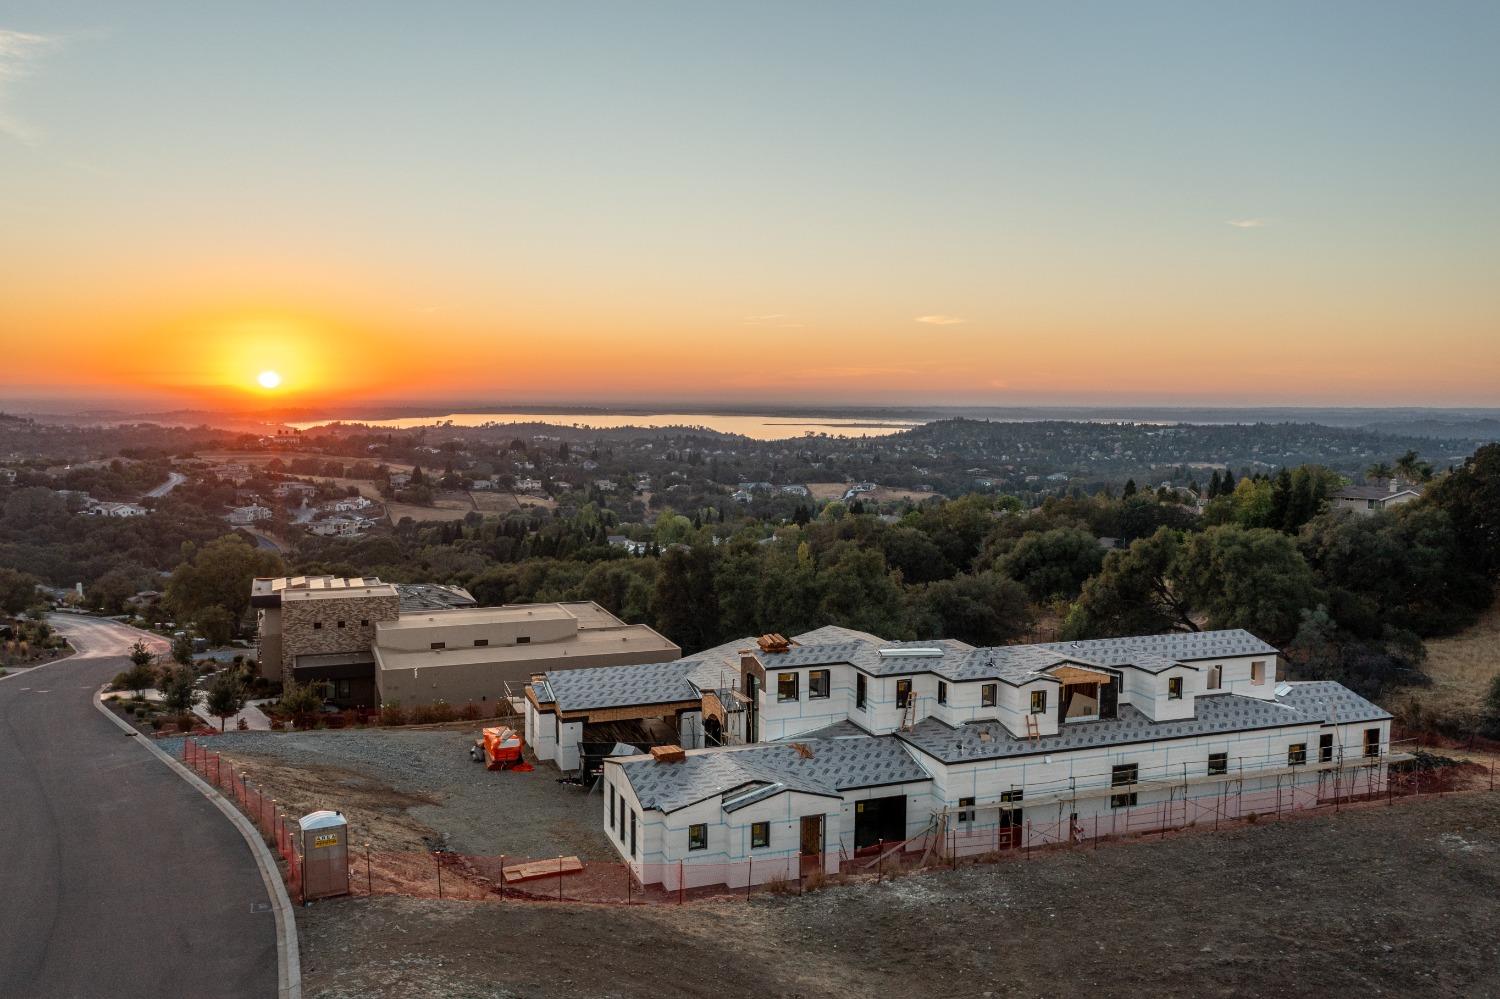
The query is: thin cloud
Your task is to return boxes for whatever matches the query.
[0,29,58,146]
[915,315,967,326]
[1225,218,1268,229]
[744,313,806,328]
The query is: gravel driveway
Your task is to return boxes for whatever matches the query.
[199,728,611,860]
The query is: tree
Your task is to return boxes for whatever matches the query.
[651,546,721,652]
[164,535,283,639]
[911,572,1032,646]
[157,664,198,716]
[1366,462,1394,480]
[193,606,236,647]
[1174,525,1322,644]
[816,546,910,638]
[279,680,326,728]
[1063,528,1192,638]
[1121,479,1137,499]
[204,673,247,732]
[1484,674,1500,739]
[1298,506,1490,637]
[1428,444,1500,580]
[171,632,195,666]
[1064,524,1320,645]
[997,527,1105,602]
[0,568,40,616]
[118,661,157,697]
[1394,449,1433,482]
[129,640,155,669]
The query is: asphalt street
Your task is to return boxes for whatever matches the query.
[0,615,278,999]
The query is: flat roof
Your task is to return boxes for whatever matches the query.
[377,603,579,632]
[375,625,678,671]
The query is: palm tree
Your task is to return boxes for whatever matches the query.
[1365,461,1394,480]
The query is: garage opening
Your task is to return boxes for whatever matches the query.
[854,794,907,851]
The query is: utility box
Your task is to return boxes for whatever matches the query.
[298,810,350,900]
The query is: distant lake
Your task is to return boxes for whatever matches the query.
[287,412,927,441]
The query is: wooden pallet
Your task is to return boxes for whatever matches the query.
[502,856,584,883]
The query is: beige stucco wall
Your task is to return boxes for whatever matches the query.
[377,645,677,707]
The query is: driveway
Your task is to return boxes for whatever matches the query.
[0,616,280,999]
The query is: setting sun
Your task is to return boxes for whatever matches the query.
[257,370,282,390]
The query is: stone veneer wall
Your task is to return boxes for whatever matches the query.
[279,593,401,685]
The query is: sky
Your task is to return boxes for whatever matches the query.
[2,2,1498,412]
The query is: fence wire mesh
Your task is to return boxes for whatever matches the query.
[182,736,1495,907]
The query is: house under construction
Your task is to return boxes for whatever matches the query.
[531,627,1396,891]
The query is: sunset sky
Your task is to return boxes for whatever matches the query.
[3,2,1497,412]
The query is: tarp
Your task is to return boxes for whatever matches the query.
[607,742,644,757]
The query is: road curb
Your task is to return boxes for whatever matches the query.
[93,688,302,999]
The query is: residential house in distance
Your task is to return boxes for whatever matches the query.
[607,535,650,555]
[515,477,543,492]
[252,576,678,709]
[272,481,317,501]
[544,627,1395,892]
[226,504,273,525]
[85,500,147,518]
[1331,478,1424,516]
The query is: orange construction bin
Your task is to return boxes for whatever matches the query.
[481,726,530,771]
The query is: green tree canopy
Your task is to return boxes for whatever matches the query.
[997,527,1105,602]
[164,535,284,638]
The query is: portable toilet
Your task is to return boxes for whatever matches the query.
[298,810,350,900]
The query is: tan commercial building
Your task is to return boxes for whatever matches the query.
[253,576,678,709]
[374,602,680,708]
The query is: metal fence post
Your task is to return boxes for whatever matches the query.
[680,859,685,904]
[558,856,564,902]
[366,843,372,895]
[435,853,443,899]
[499,854,506,901]
[876,839,883,883]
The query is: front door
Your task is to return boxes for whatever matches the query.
[997,790,1023,849]
[799,815,824,872]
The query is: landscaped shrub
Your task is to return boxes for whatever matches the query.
[150,716,165,730]
[379,702,408,726]
[459,701,483,721]
[409,701,457,725]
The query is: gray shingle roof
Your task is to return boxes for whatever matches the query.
[540,629,1280,712]
[897,681,1389,764]
[617,736,931,813]
[1036,629,1278,671]
[540,660,700,712]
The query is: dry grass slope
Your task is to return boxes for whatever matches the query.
[1406,600,1500,720]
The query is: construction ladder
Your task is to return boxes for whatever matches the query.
[1024,715,1041,742]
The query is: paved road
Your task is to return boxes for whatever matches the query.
[0,616,279,999]
[144,471,187,498]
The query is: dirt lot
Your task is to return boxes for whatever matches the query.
[204,729,609,860]
[298,791,1500,999]
[386,493,479,523]
[470,491,556,514]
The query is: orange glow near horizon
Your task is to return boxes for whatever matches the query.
[3,295,1498,412]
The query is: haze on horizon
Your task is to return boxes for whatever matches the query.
[3,2,1498,412]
